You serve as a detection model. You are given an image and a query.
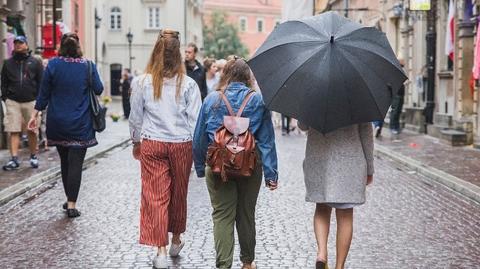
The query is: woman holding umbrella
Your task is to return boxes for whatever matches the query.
[248,12,407,269]
[298,122,373,269]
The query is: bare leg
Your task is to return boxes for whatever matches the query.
[314,204,332,263]
[335,208,353,269]
[27,131,38,155]
[9,133,21,157]
[67,201,76,209]
[157,246,167,256]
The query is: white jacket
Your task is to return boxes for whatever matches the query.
[129,74,202,143]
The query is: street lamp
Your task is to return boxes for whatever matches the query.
[94,8,101,64]
[126,29,133,71]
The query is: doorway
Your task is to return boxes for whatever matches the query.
[110,63,122,96]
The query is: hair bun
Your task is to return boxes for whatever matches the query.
[160,29,180,39]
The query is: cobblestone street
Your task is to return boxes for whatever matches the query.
[0,133,479,269]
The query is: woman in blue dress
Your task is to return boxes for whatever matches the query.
[28,33,104,218]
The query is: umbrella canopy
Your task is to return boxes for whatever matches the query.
[248,11,408,133]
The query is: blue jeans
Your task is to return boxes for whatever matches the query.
[372,121,384,129]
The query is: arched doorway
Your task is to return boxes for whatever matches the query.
[110,63,122,96]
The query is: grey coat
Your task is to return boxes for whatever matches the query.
[301,123,374,204]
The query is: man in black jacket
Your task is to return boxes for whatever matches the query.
[1,36,43,170]
[185,43,208,100]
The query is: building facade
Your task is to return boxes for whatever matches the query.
[328,0,479,146]
[203,0,282,57]
[93,0,204,96]
[0,0,90,149]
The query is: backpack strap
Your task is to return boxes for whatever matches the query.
[220,92,235,116]
[236,90,255,117]
[220,90,256,117]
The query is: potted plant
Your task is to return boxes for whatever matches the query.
[101,96,112,107]
[110,113,121,122]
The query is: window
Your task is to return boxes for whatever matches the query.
[147,7,161,29]
[110,7,121,30]
[257,18,264,33]
[239,17,247,32]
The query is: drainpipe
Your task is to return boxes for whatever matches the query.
[184,0,187,46]
[424,0,437,128]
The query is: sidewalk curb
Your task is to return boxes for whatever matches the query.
[0,138,130,207]
[375,144,480,204]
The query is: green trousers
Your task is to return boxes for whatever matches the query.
[206,164,263,269]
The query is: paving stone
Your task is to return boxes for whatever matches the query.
[0,133,478,268]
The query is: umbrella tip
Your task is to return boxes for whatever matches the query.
[330,36,334,43]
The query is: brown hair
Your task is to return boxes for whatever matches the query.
[58,32,83,58]
[187,42,198,53]
[203,58,216,72]
[145,29,185,100]
[216,56,252,92]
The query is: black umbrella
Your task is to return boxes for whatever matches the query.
[248,11,408,133]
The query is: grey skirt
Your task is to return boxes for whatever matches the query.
[325,203,363,209]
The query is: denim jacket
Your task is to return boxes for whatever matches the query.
[193,82,278,183]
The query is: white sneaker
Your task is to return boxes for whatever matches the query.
[153,254,168,269]
[168,240,185,257]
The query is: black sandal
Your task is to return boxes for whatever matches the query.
[62,202,68,210]
[316,260,328,269]
[67,208,81,218]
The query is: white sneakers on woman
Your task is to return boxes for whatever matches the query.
[153,254,168,269]
[168,240,185,257]
[152,240,185,268]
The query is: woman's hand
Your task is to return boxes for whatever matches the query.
[266,180,278,191]
[27,110,40,133]
[132,142,142,160]
[367,175,373,186]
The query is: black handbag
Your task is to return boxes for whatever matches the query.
[87,61,107,132]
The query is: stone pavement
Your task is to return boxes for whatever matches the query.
[0,132,478,268]
[0,100,129,205]
[374,129,480,201]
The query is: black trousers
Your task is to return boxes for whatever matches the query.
[122,96,130,119]
[56,146,87,202]
[389,95,404,131]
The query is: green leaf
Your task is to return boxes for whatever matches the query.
[203,11,249,59]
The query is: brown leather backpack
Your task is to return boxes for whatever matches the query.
[206,91,257,182]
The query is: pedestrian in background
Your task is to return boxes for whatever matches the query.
[281,114,292,135]
[193,57,278,269]
[185,42,208,100]
[1,36,43,171]
[129,29,202,269]
[27,32,104,218]
[390,59,406,135]
[39,58,49,150]
[204,58,219,95]
[216,58,227,74]
[120,68,132,119]
[372,120,383,138]
[389,84,405,135]
[299,122,374,269]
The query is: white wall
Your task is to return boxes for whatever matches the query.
[282,0,313,21]
[93,0,203,96]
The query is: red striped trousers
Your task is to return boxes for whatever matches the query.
[139,139,192,247]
